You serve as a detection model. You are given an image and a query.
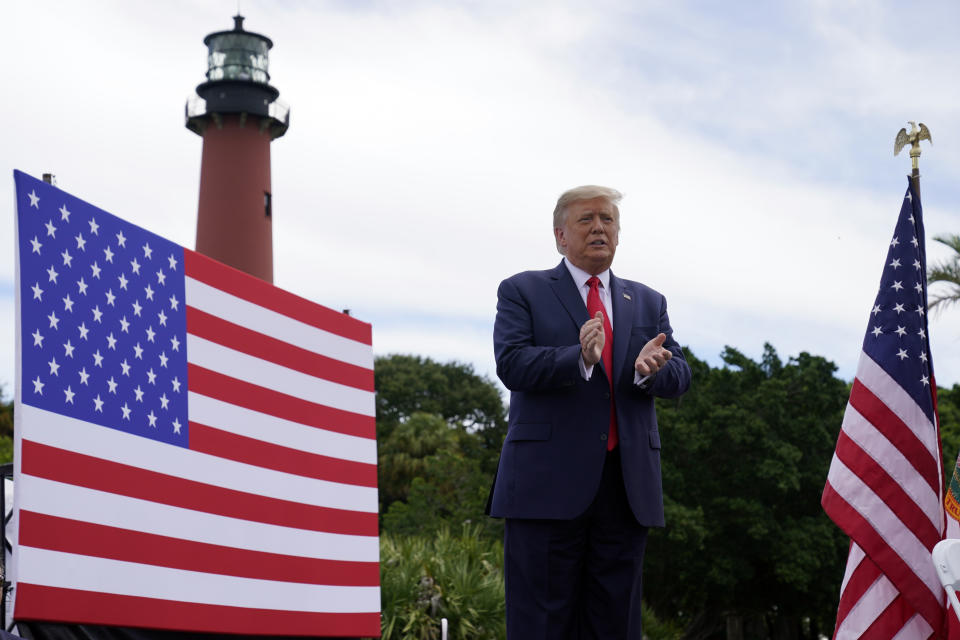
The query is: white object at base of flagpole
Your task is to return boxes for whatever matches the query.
[932,539,960,623]
[441,617,448,639]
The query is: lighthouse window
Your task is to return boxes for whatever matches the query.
[264,191,272,218]
[206,34,270,83]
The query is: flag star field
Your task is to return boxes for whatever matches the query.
[861,188,937,424]
[19,180,189,447]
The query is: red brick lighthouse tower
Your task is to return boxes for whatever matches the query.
[186,14,289,283]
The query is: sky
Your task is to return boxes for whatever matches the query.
[3,0,960,402]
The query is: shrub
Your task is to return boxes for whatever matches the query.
[380,525,505,639]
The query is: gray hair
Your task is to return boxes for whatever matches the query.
[552,185,623,254]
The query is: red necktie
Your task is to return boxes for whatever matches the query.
[587,277,618,450]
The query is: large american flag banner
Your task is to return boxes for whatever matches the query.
[11,170,380,636]
[822,179,946,639]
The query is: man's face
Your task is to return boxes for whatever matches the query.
[554,197,620,275]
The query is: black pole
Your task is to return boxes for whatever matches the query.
[0,462,12,631]
[1,465,5,631]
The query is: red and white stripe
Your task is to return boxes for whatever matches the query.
[823,352,945,639]
[13,250,380,637]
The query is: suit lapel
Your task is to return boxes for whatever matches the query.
[610,272,632,386]
[548,261,590,331]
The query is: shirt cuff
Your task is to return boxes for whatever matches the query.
[635,371,651,387]
[579,353,594,380]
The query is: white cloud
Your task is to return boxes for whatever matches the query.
[3,0,960,400]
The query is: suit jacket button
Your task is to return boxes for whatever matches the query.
[604,391,610,399]
[600,433,608,441]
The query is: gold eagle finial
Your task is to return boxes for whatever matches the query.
[894,121,932,170]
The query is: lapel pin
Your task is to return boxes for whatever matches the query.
[623,292,632,300]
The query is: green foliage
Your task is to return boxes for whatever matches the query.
[645,344,850,639]
[380,526,505,640]
[372,347,865,638]
[379,412,463,509]
[375,355,506,445]
[384,448,502,540]
[928,233,960,314]
[0,387,12,441]
[0,390,12,465]
[642,601,685,640]
[375,355,507,531]
[940,384,960,490]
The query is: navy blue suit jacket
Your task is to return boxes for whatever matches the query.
[489,261,690,526]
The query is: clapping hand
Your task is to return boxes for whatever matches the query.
[579,312,605,367]
[635,333,671,376]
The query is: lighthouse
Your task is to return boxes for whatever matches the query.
[186,14,289,283]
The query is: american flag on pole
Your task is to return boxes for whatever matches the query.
[822,178,946,639]
[11,170,380,636]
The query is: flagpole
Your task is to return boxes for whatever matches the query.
[822,125,945,638]
[896,122,955,637]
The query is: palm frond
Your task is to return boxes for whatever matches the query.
[927,234,960,315]
[933,233,960,254]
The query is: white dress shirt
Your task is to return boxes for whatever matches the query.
[563,258,649,385]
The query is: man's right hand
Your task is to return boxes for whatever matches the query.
[579,311,605,367]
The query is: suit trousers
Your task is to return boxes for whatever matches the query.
[503,448,649,639]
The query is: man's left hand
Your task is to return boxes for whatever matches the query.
[635,333,672,376]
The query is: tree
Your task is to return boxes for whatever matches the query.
[938,384,960,506]
[645,345,850,640]
[928,233,960,314]
[375,355,507,530]
[374,355,506,435]
[0,388,12,464]
[372,347,859,638]
[0,394,11,438]
[379,412,463,510]
[375,355,506,465]
[383,447,500,540]
[926,233,960,514]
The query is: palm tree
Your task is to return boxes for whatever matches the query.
[928,233,960,314]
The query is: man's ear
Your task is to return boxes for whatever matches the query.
[554,227,565,250]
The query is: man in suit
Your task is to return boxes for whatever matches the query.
[489,185,691,638]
